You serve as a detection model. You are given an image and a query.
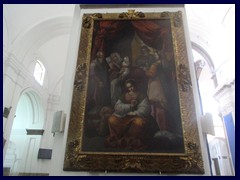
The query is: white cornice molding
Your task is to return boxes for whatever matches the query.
[214,79,235,99]
[48,94,61,105]
[4,52,49,96]
[213,79,235,116]
[4,53,21,75]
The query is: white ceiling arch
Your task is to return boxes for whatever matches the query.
[5,15,74,92]
[185,4,235,71]
[11,16,73,64]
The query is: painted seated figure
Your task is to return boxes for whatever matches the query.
[105,79,152,151]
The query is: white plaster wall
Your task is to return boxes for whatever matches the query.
[3,4,74,175]
[3,4,74,97]
[50,5,82,176]
[3,31,61,175]
[182,6,211,176]
[4,61,63,175]
[3,71,49,172]
[49,4,211,176]
[37,34,70,94]
[3,7,9,66]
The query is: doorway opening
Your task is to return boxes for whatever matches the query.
[3,90,44,175]
[192,44,235,176]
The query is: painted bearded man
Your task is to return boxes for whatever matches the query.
[105,79,151,151]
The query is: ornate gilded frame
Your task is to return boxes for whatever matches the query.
[63,10,204,174]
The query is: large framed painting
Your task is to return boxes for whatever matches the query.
[64,10,204,174]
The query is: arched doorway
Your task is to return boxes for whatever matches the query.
[3,90,44,175]
[192,43,234,176]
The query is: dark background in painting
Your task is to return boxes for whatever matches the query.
[82,18,184,153]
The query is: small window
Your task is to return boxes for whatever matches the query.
[33,60,45,85]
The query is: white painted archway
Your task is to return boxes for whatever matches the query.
[4,90,44,175]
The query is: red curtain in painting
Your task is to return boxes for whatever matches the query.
[131,20,168,49]
[91,20,169,60]
[91,21,124,59]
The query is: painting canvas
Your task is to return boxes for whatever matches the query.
[64,10,204,174]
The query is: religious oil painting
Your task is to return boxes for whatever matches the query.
[64,10,204,174]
